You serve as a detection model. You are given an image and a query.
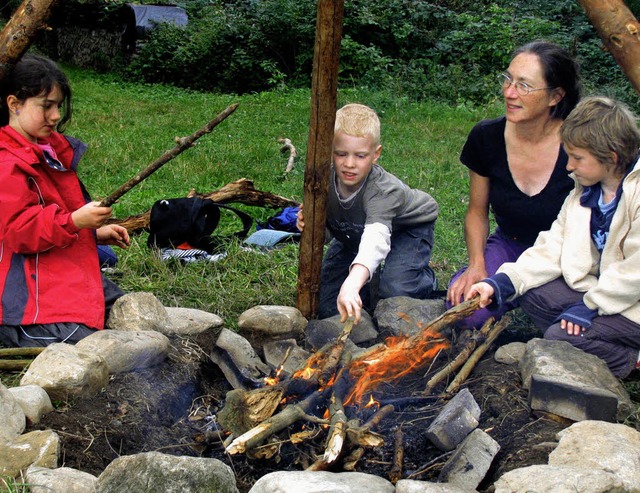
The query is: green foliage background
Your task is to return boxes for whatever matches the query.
[121,0,640,106]
[3,0,639,107]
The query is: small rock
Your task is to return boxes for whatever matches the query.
[7,385,53,425]
[0,382,26,442]
[0,430,60,477]
[375,296,446,338]
[107,292,169,332]
[95,451,239,493]
[494,342,525,365]
[248,470,395,493]
[164,306,224,335]
[238,305,307,350]
[426,388,481,451]
[76,330,169,374]
[20,343,109,401]
[26,465,98,493]
[438,428,500,490]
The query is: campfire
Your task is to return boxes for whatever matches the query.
[215,298,510,476]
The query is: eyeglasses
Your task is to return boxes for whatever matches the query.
[498,73,553,96]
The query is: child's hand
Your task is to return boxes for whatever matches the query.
[71,201,113,230]
[296,205,304,232]
[560,319,587,336]
[97,224,130,249]
[466,281,495,308]
[337,283,363,325]
[336,264,370,325]
[447,265,488,306]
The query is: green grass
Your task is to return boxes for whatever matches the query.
[58,66,497,327]
[0,475,29,493]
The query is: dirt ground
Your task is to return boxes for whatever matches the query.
[28,323,639,493]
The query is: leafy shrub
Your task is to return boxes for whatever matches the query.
[10,0,638,106]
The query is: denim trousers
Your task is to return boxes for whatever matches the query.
[446,229,529,329]
[318,222,436,319]
[520,277,640,378]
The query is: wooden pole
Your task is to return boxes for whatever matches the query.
[0,0,60,82]
[578,0,640,95]
[296,0,345,319]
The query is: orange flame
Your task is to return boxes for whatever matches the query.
[263,365,285,386]
[292,351,326,380]
[364,394,379,409]
[344,330,449,406]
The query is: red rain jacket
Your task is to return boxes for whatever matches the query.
[0,126,105,329]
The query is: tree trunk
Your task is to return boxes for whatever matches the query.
[0,0,60,82]
[296,0,344,319]
[578,0,640,95]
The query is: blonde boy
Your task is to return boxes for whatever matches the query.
[298,103,439,323]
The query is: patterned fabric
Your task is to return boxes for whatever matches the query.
[159,247,227,263]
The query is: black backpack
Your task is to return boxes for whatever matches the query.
[147,197,253,253]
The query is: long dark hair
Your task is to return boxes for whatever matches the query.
[0,54,73,131]
[513,41,581,120]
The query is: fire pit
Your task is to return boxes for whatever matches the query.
[28,304,566,493]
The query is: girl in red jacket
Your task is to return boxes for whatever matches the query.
[0,54,129,347]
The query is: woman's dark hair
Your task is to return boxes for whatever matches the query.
[0,54,73,131]
[513,40,581,120]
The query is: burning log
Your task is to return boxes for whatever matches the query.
[226,389,328,455]
[307,393,348,469]
[224,297,488,457]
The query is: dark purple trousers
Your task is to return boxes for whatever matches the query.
[520,278,640,378]
[447,230,529,329]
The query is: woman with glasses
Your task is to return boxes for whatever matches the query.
[446,40,581,329]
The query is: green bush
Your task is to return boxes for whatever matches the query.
[5,0,636,106]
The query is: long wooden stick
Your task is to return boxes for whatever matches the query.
[226,389,327,455]
[389,426,404,483]
[423,316,494,395]
[444,315,511,395]
[0,347,44,357]
[296,0,344,318]
[99,103,239,207]
[0,359,32,371]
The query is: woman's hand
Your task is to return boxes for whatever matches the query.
[71,201,112,229]
[466,281,495,308]
[97,224,130,249]
[447,265,488,306]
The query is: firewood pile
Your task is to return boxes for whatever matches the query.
[214,298,510,478]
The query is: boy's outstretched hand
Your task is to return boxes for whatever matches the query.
[97,224,130,249]
[71,201,113,230]
[337,264,370,325]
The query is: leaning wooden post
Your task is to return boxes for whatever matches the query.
[296,0,344,319]
[0,0,60,82]
[578,0,640,95]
